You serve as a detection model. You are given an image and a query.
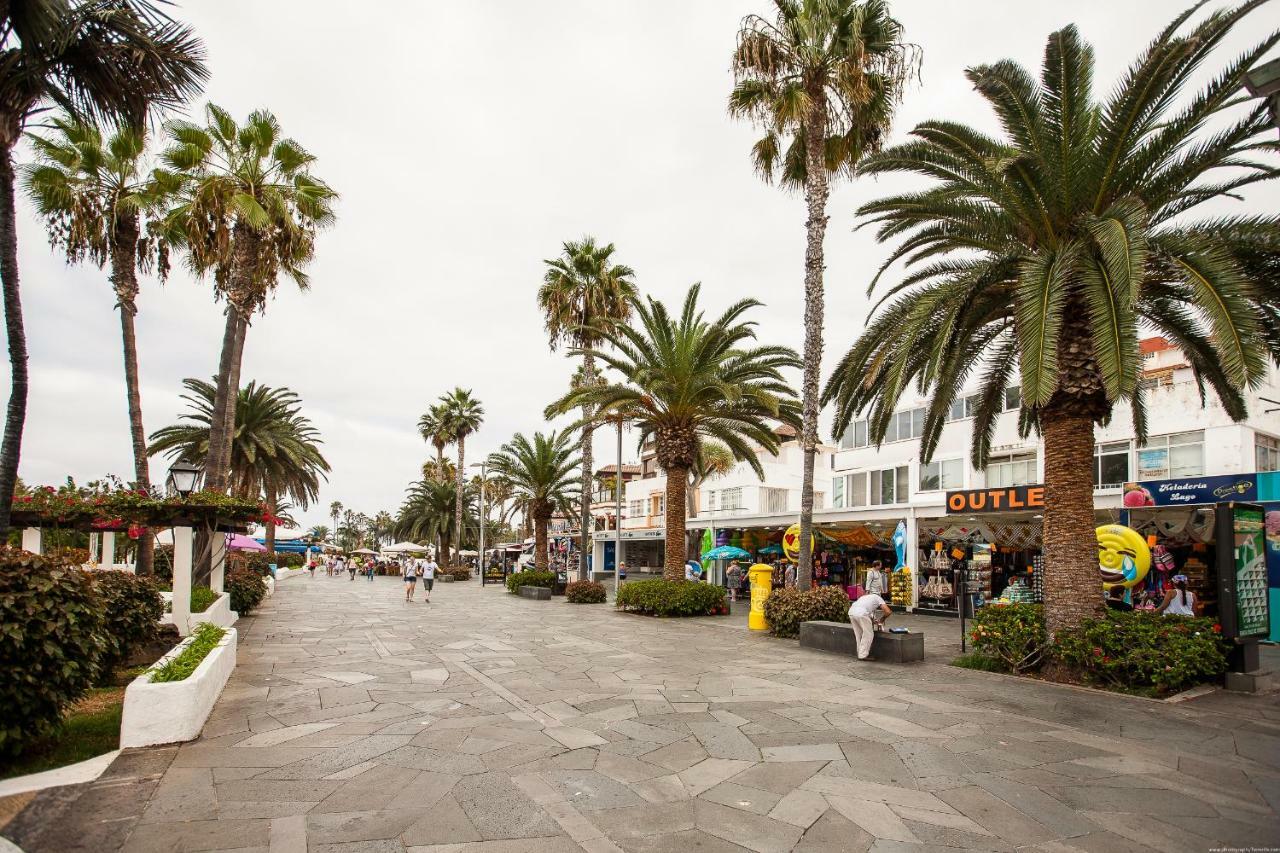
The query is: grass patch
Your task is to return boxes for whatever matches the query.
[190,586,218,613]
[150,623,227,683]
[951,652,1006,673]
[0,687,123,780]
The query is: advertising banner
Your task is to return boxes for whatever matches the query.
[1123,474,1256,507]
[1215,502,1270,640]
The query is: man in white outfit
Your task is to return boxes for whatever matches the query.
[848,593,892,660]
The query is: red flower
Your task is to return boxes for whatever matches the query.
[1092,647,1103,657]
[1211,624,1222,633]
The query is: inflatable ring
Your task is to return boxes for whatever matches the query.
[1097,524,1151,590]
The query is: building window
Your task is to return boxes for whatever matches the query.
[650,495,664,516]
[814,491,825,509]
[720,487,743,510]
[1094,441,1130,488]
[870,466,909,505]
[642,457,657,478]
[841,420,869,449]
[1003,385,1021,411]
[705,490,716,512]
[832,476,845,508]
[947,395,979,422]
[1257,434,1280,473]
[920,459,963,492]
[848,472,867,507]
[986,452,1036,488]
[628,500,642,517]
[763,488,788,514]
[1137,431,1204,479]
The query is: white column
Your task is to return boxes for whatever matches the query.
[101,532,116,568]
[210,534,227,595]
[905,510,919,611]
[172,526,193,637]
[89,533,100,564]
[21,528,41,554]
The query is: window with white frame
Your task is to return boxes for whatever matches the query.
[814,492,825,509]
[832,476,845,508]
[1137,431,1204,479]
[1093,441,1130,488]
[763,488,788,514]
[628,499,642,517]
[705,490,717,512]
[650,495,664,516]
[870,466,909,505]
[840,419,869,449]
[1003,385,1021,411]
[720,487,743,510]
[946,394,979,421]
[848,472,867,507]
[920,459,963,492]
[1257,434,1280,473]
[985,452,1037,488]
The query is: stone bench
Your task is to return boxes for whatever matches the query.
[798,620,924,663]
[519,585,551,600]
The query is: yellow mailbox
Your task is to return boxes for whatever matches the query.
[748,563,773,631]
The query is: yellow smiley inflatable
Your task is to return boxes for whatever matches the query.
[782,523,813,563]
[1096,524,1151,590]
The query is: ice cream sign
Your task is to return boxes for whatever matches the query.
[1123,475,1257,508]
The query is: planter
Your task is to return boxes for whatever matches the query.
[160,591,238,635]
[440,574,455,583]
[519,585,552,600]
[120,627,237,748]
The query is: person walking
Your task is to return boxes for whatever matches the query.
[847,592,891,661]
[348,558,357,581]
[404,557,419,602]
[421,556,436,603]
[726,560,742,602]
[783,562,797,589]
[865,560,886,597]
[308,559,316,579]
[366,557,376,581]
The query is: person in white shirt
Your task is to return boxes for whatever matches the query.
[421,557,437,601]
[847,593,892,660]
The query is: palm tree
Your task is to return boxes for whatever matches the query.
[730,0,916,588]
[421,457,456,485]
[548,285,801,580]
[155,104,336,496]
[308,524,330,544]
[823,5,1280,635]
[438,387,484,564]
[372,510,395,546]
[149,378,330,559]
[417,403,452,470]
[539,237,637,579]
[486,431,580,573]
[396,478,473,561]
[329,501,343,541]
[0,0,205,538]
[24,115,170,572]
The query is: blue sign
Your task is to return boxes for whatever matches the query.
[1123,474,1257,507]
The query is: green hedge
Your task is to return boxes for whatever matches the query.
[93,571,163,678]
[763,587,850,638]
[565,580,606,603]
[150,623,227,683]
[967,603,1047,674]
[227,568,266,616]
[0,551,106,756]
[506,570,555,594]
[615,579,727,617]
[1055,610,1229,694]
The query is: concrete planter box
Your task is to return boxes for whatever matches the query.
[160,591,238,635]
[440,574,455,583]
[799,620,924,663]
[120,627,237,748]
[519,585,552,600]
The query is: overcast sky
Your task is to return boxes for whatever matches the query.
[6,0,1277,532]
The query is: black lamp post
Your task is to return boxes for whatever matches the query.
[166,461,203,498]
[1244,57,1280,135]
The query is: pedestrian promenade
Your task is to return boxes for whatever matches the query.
[8,573,1280,852]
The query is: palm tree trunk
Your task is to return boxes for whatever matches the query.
[0,146,27,540]
[454,436,465,565]
[204,225,258,493]
[796,97,830,592]
[1041,407,1105,637]
[534,512,550,572]
[663,464,689,582]
[578,352,595,581]
[203,306,240,492]
[264,486,277,554]
[112,211,154,575]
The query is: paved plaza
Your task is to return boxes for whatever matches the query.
[6,574,1280,853]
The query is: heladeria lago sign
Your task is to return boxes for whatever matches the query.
[1122,474,1257,508]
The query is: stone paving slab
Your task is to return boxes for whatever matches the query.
[4,575,1279,851]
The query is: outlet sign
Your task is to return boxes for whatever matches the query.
[946,485,1045,514]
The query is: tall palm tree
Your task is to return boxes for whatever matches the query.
[823,4,1280,636]
[0,0,205,538]
[24,115,169,572]
[548,285,801,579]
[329,500,343,541]
[539,237,637,579]
[730,0,916,588]
[372,510,394,546]
[421,456,456,485]
[438,387,483,564]
[395,478,473,561]
[417,403,452,470]
[149,378,330,558]
[155,104,336,496]
[486,431,580,573]
[308,524,330,544]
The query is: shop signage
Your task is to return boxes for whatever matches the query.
[592,528,666,541]
[945,485,1044,514]
[1123,475,1256,507]
[1215,502,1270,640]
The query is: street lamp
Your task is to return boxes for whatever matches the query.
[471,461,487,582]
[1244,57,1280,134]
[166,460,202,497]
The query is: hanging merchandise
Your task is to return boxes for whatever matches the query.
[715,528,730,547]
[1152,544,1176,572]
[892,521,908,572]
[889,568,912,606]
[1031,555,1045,602]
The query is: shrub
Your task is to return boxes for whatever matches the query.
[226,567,267,616]
[445,566,471,581]
[1054,611,1229,695]
[763,587,851,638]
[506,570,556,593]
[968,604,1047,674]
[92,571,163,678]
[615,579,727,617]
[0,550,106,756]
[190,585,218,613]
[150,623,227,683]
[566,580,606,603]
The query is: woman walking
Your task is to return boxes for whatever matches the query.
[404,558,419,602]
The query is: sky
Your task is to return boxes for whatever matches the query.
[6,0,1278,532]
